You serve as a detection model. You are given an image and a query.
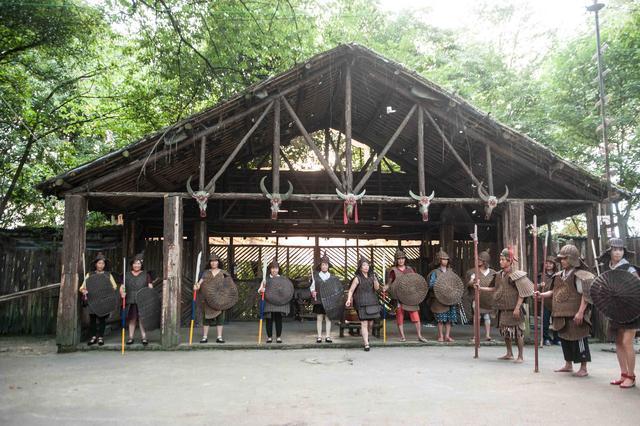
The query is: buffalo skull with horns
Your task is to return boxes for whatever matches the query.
[409,190,435,222]
[186,176,212,218]
[335,188,366,224]
[477,182,509,220]
[260,176,293,220]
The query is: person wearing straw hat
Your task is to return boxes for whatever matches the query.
[310,253,338,343]
[536,244,592,377]
[346,256,381,351]
[598,238,639,389]
[79,253,118,346]
[384,248,428,343]
[467,250,495,342]
[119,253,153,346]
[194,253,229,344]
[476,248,527,362]
[539,255,559,346]
[426,249,458,343]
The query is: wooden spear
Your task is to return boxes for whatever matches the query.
[472,225,480,358]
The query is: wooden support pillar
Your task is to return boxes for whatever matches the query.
[345,62,353,191]
[228,237,235,277]
[501,201,527,269]
[439,223,455,260]
[193,219,208,272]
[122,216,138,260]
[314,236,320,267]
[273,98,281,194]
[162,196,183,348]
[586,204,608,340]
[501,201,529,337]
[585,204,599,268]
[57,195,87,352]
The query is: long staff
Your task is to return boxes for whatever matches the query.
[258,258,267,344]
[472,225,480,358]
[532,216,539,372]
[382,253,387,343]
[121,257,126,355]
[540,226,549,347]
[189,251,203,345]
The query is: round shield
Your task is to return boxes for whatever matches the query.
[390,273,428,306]
[478,272,496,310]
[434,270,464,306]
[317,276,345,321]
[203,273,238,311]
[136,286,161,331]
[265,276,294,306]
[85,273,117,317]
[591,269,640,324]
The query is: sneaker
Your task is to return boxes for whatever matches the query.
[544,339,551,346]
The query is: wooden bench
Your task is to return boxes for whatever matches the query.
[338,320,383,338]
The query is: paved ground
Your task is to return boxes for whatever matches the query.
[1,336,639,425]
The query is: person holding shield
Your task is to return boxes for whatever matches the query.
[120,253,153,346]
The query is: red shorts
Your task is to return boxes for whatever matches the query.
[396,305,420,325]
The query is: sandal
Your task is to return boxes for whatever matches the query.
[126,339,134,345]
[316,337,322,343]
[97,337,104,346]
[142,339,148,346]
[620,374,636,389]
[87,336,98,346]
[325,337,332,343]
[611,373,628,385]
[364,345,370,352]
[418,336,428,343]
[200,337,208,344]
[216,337,225,344]
[399,337,407,342]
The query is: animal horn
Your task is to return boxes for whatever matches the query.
[477,181,490,201]
[281,180,294,200]
[186,175,195,196]
[354,189,366,200]
[260,176,272,200]
[427,190,435,201]
[335,188,347,199]
[409,190,421,201]
[497,185,509,203]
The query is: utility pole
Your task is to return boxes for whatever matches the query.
[587,1,617,239]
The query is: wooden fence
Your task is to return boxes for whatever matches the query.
[3,226,637,336]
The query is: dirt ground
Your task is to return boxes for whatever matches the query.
[1,335,639,425]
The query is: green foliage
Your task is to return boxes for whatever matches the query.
[0,0,639,235]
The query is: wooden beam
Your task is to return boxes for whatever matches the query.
[353,104,417,194]
[122,216,137,260]
[485,145,494,195]
[84,191,595,205]
[424,108,482,188]
[0,283,61,303]
[345,63,353,191]
[280,96,344,189]
[162,195,183,348]
[417,105,425,195]
[56,194,87,352]
[205,101,274,192]
[273,98,281,194]
[199,136,206,190]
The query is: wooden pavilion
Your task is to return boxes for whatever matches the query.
[38,44,626,351]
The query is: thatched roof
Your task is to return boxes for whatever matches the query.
[38,44,624,232]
